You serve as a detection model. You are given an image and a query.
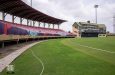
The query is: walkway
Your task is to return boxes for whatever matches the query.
[0,41,41,72]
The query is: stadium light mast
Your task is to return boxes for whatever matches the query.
[113,15,115,33]
[94,5,99,24]
[31,0,32,7]
[30,0,32,26]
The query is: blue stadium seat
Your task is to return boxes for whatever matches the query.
[7,27,28,35]
[0,21,70,36]
[0,22,4,35]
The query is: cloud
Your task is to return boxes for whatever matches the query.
[1,0,115,32]
[26,0,115,32]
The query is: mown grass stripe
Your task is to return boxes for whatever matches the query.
[76,43,115,54]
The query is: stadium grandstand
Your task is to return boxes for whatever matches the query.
[0,0,75,48]
[72,21,106,37]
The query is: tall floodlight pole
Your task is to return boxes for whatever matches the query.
[30,0,32,26]
[94,5,99,24]
[113,15,115,33]
[31,0,32,7]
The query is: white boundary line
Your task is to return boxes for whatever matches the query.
[0,42,39,72]
[0,40,47,73]
[31,50,44,75]
[30,40,48,75]
[76,44,115,54]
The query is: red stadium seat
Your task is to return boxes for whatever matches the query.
[0,20,69,36]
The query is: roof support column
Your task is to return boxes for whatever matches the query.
[12,15,16,23]
[38,22,41,27]
[20,18,22,24]
[12,15,14,23]
[27,19,29,26]
[33,21,35,26]
[20,18,24,24]
[2,12,7,21]
[53,24,55,29]
[44,23,45,28]
[48,24,50,28]
[39,22,41,27]
[58,24,60,29]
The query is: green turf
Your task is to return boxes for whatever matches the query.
[61,37,115,65]
[1,37,115,75]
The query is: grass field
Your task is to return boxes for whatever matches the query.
[1,37,115,75]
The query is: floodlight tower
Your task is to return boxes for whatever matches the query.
[31,0,32,7]
[30,0,32,26]
[113,15,115,33]
[94,5,99,24]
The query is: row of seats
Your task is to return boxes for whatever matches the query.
[0,20,70,36]
[0,22,4,35]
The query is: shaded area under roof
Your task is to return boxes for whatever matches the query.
[0,0,66,24]
[73,22,106,28]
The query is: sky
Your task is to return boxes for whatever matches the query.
[1,0,115,33]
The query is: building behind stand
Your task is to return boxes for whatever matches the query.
[72,21,106,37]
